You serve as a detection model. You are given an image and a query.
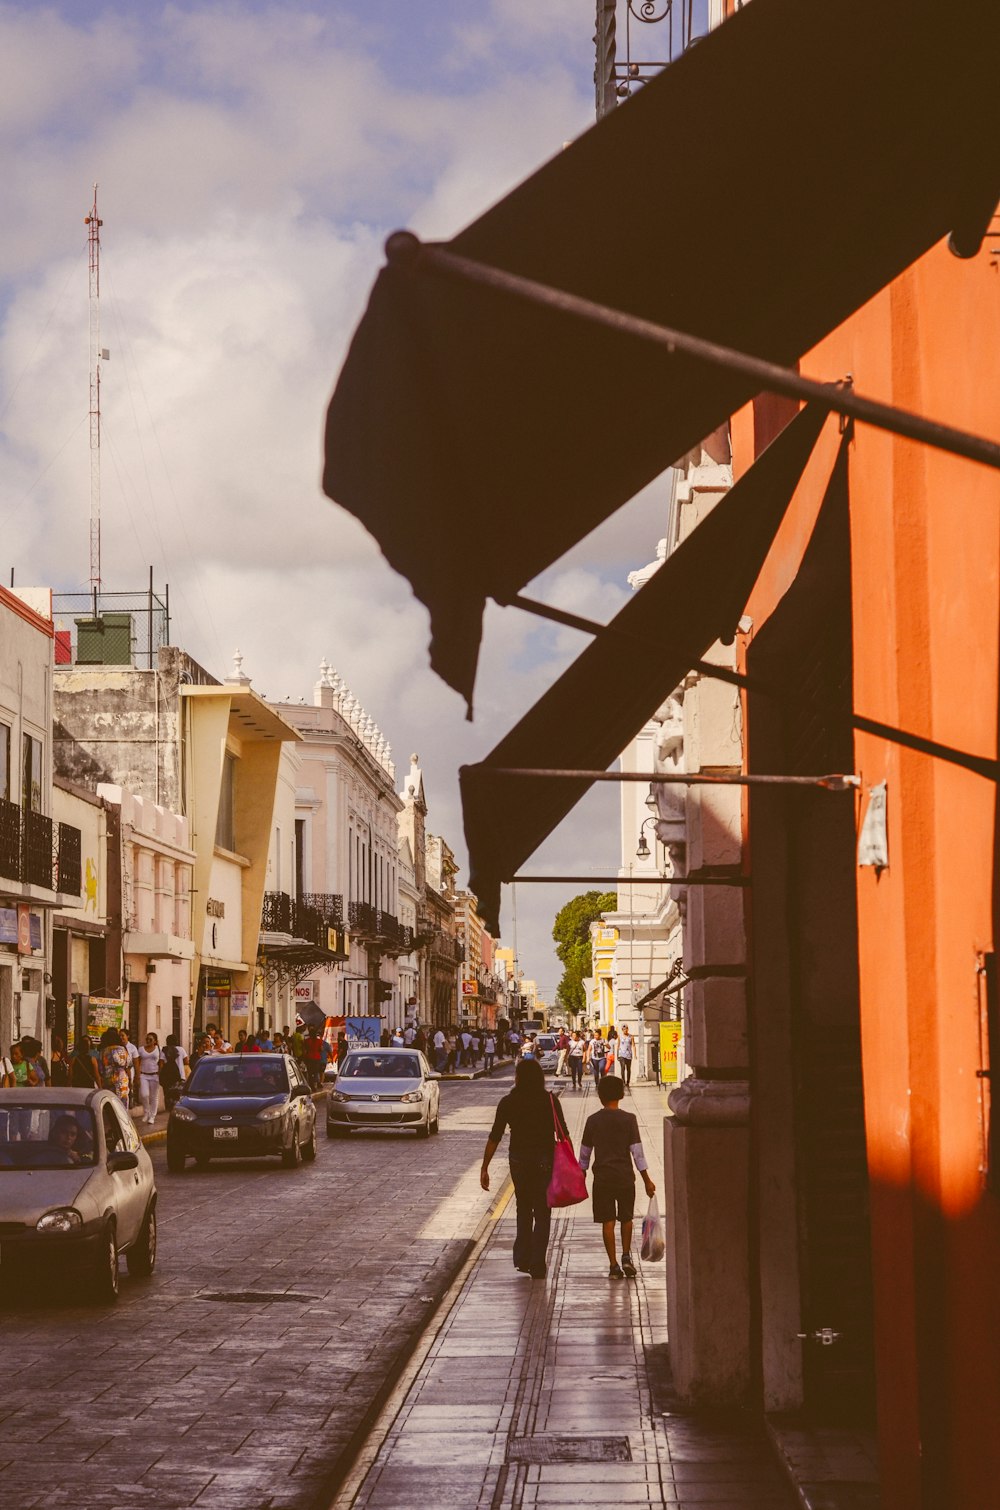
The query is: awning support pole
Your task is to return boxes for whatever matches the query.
[477,767,859,790]
[385,234,1000,474]
[509,874,748,886]
[505,592,1000,783]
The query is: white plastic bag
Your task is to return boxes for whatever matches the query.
[640,1194,665,1263]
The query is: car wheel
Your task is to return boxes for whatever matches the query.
[416,1117,431,1139]
[91,1221,120,1303]
[126,1203,157,1278]
[430,1113,440,1135]
[302,1122,317,1162]
[166,1138,186,1174]
[282,1127,302,1167]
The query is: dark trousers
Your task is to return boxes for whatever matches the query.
[619,1056,632,1086]
[569,1058,583,1088]
[509,1157,553,1273]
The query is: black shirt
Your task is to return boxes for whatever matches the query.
[489,1090,568,1162]
[581,1107,642,1181]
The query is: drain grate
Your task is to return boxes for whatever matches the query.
[197,1291,318,1304]
[507,1435,631,1464]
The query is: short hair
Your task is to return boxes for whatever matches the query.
[598,1075,625,1105]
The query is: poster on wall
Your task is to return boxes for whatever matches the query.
[87,997,125,1038]
[231,991,249,1016]
[659,1022,684,1085]
[345,1016,381,1047]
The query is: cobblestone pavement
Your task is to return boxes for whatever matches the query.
[0,1073,517,1510]
[347,1077,798,1510]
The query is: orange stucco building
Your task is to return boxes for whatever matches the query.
[737,229,1000,1506]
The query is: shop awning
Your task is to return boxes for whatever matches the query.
[460,404,831,934]
[323,0,998,711]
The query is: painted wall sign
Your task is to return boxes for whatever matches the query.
[659,1022,684,1084]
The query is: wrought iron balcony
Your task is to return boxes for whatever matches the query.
[261,891,345,948]
[0,796,19,880]
[22,809,54,890]
[300,892,344,928]
[261,890,294,934]
[57,823,82,896]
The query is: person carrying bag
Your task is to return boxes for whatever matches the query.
[481,1059,572,1279]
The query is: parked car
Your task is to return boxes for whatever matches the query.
[167,1053,317,1171]
[0,1088,157,1301]
[327,1048,441,1138]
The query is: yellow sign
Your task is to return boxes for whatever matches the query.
[659,1022,683,1084]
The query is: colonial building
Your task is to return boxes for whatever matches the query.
[422,832,462,1028]
[0,586,82,1056]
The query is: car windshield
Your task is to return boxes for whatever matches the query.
[536,1035,557,1050]
[0,1104,97,1169]
[187,1060,289,1097]
[341,1054,421,1079]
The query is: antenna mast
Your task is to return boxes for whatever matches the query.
[84,185,103,594]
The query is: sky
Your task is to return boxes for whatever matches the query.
[0,0,675,998]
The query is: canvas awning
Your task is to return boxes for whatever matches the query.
[460,405,834,934]
[323,0,998,712]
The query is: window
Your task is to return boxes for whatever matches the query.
[22,733,42,812]
[0,723,9,800]
[294,819,305,900]
[216,752,236,850]
[102,1103,127,1153]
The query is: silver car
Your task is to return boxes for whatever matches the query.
[0,1088,157,1302]
[327,1048,441,1138]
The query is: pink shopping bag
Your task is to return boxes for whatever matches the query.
[546,1093,588,1207]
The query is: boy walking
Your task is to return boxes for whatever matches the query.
[579,1075,656,1279]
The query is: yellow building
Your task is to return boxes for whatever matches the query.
[589,920,619,1029]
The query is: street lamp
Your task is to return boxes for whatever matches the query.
[636,815,658,859]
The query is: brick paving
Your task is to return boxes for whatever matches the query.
[348,1077,798,1510]
[0,1075,515,1510]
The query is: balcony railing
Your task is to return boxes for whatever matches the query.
[301,892,344,928]
[23,810,54,888]
[0,802,80,894]
[57,823,82,896]
[261,891,345,946]
[0,796,19,880]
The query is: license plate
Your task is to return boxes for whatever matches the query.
[213,1127,238,1140]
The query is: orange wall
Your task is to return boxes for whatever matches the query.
[741,237,1000,1507]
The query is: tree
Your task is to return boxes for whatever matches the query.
[552,890,616,1016]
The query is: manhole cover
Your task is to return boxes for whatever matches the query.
[507,1435,631,1464]
[197,1291,318,1304]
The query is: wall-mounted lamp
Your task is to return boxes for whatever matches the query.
[636,815,658,859]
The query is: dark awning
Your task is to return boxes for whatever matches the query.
[323,0,998,710]
[460,404,833,933]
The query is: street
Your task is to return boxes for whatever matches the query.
[0,1073,515,1510]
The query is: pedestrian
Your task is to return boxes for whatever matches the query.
[234,1029,249,1051]
[432,1026,446,1069]
[9,1043,32,1086]
[160,1034,188,1108]
[556,1029,570,1078]
[568,1031,585,1090]
[403,1023,416,1046]
[120,1026,141,1107]
[50,1035,70,1087]
[414,1027,428,1057]
[445,1033,457,1073]
[484,1032,496,1073]
[617,1025,635,1089]
[587,1031,608,1086]
[303,1027,324,1089]
[336,1028,349,1075]
[291,1023,306,1062]
[70,1035,100,1088]
[99,1027,130,1105]
[391,1026,405,1046]
[578,1074,656,1279]
[380,1027,391,1047]
[136,1032,164,1125]
[272,1031,284,1053]
[20,1037,48,1085]
[480,1058,569,1279]
[258,1029,275,1050]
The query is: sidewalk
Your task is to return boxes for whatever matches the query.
[340,1076,797,1509]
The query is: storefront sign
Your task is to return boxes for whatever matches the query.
[0,908,17,945]
[659,1022,684,1084]
[87,997,125,1037]
[206,897,226,917]
[461,978,477,996]
[294,981,315,1001]
[345,1016,381,1047]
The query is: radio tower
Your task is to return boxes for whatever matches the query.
[84,185,103,595]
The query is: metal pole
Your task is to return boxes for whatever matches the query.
[475,767,860,789]
[595,0,618,120]
[384,235,1000,477]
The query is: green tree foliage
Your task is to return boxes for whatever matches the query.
[552,890,617,1016]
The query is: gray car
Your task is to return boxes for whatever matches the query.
[0,1087,157,1301]
[327,1048,441,1137]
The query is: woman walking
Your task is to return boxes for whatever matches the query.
[136,1032,164,1125]
[99,1027,130,1106]
[480,1059,569,1279]
[70,1035,100,1088]
[617,1025,635,1089]
[568,1031,585,1090]
[587,1031,608,1087]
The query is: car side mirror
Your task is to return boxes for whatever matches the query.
[426,1071,442,1081]
[108,1150,139,1172]
[291,1084,311,1098]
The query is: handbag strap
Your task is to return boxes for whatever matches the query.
[549,1092,567,1144]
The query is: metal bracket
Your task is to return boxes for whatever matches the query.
[797,1328,843,1346]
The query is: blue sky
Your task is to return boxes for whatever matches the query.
[0,0,675,994]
